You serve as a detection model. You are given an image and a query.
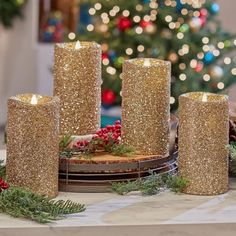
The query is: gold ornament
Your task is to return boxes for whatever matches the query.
[121,58,171,155]
[209,65,223,79]
[189,17,201,32]
[6,94,60,197]
[178,92,229,195]
[145,24,157,34]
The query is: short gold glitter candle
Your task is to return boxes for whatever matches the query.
[6,94,60,197]
[179,92,229,195]
[121,58,171,155]
[54,41,101,135]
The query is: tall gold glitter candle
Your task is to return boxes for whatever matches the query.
[179,92,229,195]
[54,41,101,135]
[121,58,171,155]
[6,94,60,197]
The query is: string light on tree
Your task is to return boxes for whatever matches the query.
[231,68,236,75]
[135,26,143,34]
[68,32,76,40]
[122,10,130,17]
[125,48,133,55]
[102,58,109,66]
[168,52,178,63]
[213,49,220,57]
[133,15,141,23]
[137,45,145,52]
[190,59,198,68]
[87,24,94,32]
[94,3,102,10]
[170,97,175,104]
[202,37,209,44]
[179,63,186,70]
[224,57,231,65]
[203,74,211,82]
[106,66,116,75]
[217,82,225,90]
[177,32,184,39]
[179,73,187,81]
[89,8,96,15]
[217,42,224,49]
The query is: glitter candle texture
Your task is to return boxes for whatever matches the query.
[6,94,60,197]
[121,58,171,155]
[179,92,229,195]
[54,41,101,135]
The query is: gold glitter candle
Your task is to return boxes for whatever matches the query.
[6,94,60,197]
[121,58,171,155]
[54,41,101,135]
[179,92,229,195]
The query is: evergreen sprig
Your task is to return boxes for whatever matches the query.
[228,142,236,176]
[0,160,6,179]
[111,173,188,196]
[0,187,85,223]
[109,144,135,157]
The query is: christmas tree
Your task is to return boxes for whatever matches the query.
[79,0,236,110]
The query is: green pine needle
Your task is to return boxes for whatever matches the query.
[0,187,85,223]
[111,173,188,196]
[59,133,74,151]
[0,160,6,178]
[110,144,135,157]
[228,142,236,176]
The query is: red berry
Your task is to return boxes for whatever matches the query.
[115,120,121,125]
[115,124,121,129]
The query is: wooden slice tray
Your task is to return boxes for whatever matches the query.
[59,115,178,192]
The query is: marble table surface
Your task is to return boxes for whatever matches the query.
[1,149,236,236]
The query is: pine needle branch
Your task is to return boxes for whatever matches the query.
[111,173,188,196]
[0,187,85,223]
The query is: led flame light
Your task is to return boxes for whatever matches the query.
[75,40,81,49]
[202,93,207,102]
[30,95,38,105]
[143,59,151,66]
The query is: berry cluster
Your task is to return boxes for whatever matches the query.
[94,120,121,145]
[0,178,9,192]
[74,140,89,151]
[73,120,121,152]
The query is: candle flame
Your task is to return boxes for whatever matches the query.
[143,59,151,66]
[75,40,81,49]
[31,95,38,105]
[202,93,208,102]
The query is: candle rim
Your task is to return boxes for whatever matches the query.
[55,41,100,50]
[126,58,171,67]
[180,92,228,103]
[9,93,59,106]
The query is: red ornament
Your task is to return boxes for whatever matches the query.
[200,8,208,17]
[102,89,116,105]
[140,20,152,28]
[117,16,132,31]
[195,62,203,72]
[200,17,206,26]
[102,53,109,60]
